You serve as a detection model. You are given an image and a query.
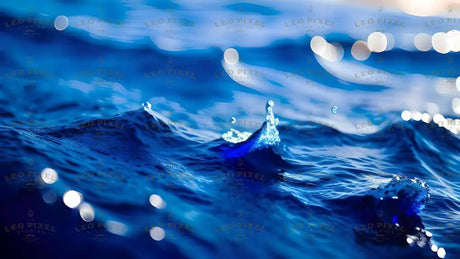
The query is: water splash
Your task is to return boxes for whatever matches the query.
[251,100,280,149]
[221,100,280,158]
[222,100,280,145]
[221,128,252,144]
[370,175,430,215]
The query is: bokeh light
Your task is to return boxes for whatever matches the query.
[414,33,432,51]
[367,32,387,53]
[433,114,444,124]
[63,190,82,209]
[401,110,411,121]
[411,111,422,121]
[437,247,446,258]
[351,40,371,61]
[79,202,95,222]
[224,48,239,65]
[149,194,166,209]
[40,168,58,184]
[310,36,328,56]
[42,190,58,204]
[397,0,448,17]
[310,36,343,62]
[446,30,460,52]
[150,226,165,241]
[432,32,449,54]
[456,77,460,92]
[106,220,127,236]
[54,15,69,31]
[422,113,432,123]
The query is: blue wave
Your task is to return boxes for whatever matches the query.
[1,1,460,258]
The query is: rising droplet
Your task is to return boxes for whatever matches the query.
[331,106,338,114]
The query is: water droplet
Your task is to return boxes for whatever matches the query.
[331,106,338,114]
[267,100,274,107]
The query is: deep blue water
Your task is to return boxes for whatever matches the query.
[1,1,460,258]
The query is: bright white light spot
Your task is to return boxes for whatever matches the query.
[437,247,446,258]
[392,196,399,199]
[422,113,432,123]
[446,30,460,52]
[149,194,166,209]
[54,15,69,31]
[310,36,344,62]
[438,118,448,128]
[79,203,95,222]
[224,48,239,65]
[414,33,432,51]
[431,244,438,252]
[351,41,371,61]
[411,111,422,121]
[368,32,387,52]
[432,33,449,54]
[150,226,165,241]
[433,114,444,124]
[401,110,411,121]
[106,220,127,236]
[456,77,460,92]
[41,168,58,184]
[322,42,344,62]
[425,230,433,237]
[310,36,328,56]
[42,190,57,204]
[397,0,448,17]
[63,190,82,208]
[452,98,460,114]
